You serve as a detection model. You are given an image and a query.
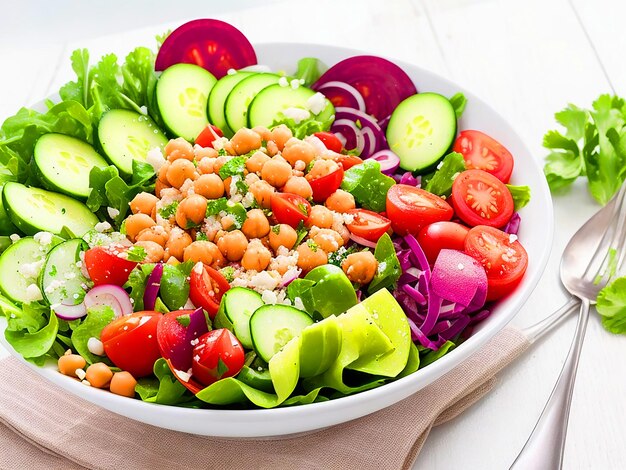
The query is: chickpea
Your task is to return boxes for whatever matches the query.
[252,125,272,142]
[157,161,171,182]
[296,241,328,272]
[311,228,344,253]
[261,158,292,188]
[326,189,356,213]
[249,180,275,209]
[136,225,169,247]
[194,145,218,160]
[223,141,235,156]
[197,157,216,174]
[155,178,170,197]
[231,128,262,155]
[341,251,378,284]
[220,215,235,231]
[206,240,226,268]
[165,227,192,261]
[282,140,316,166]
[130,192,159,216]
[269,124,293,150]
[85,362,113,389]
[306,205,334,229]
[213,155,229,173]
[242,209,270,239]
[306,159,340,182]
[175,194,207,229]
[241,240,272,271]
[246,151,271,174]
[183,240,216,265]
[245,172,260,186]
[217,230,248,261]
[125,214,156,242]
[283,176,313,200]
[58,354,86,377]
[268,224,297,253]
[166,159,197,188]
[109,371,138,398]
[266,140,279,157]
[165,137,194,162]
[134,240,164,263]
[193,174,224,200]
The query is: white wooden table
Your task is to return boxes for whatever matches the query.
[2,1,625,468]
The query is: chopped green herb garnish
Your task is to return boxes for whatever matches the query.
[220,266,236,283]
[297,203,309,216]
[217,357,229,377]
[271,225,281,235]
[306,239,318,252]
[176,314,191,327]
[217,148,228,157]
[126,245,147,262]
[158,201,179,219]
[195,232,208,241]
[295,221,308,246]
[219,156,247,180]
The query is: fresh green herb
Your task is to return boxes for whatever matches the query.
[295,221,308,246]
[225,202,248,229]
[543,95,626,205]
[217,358,229,378]
[155,30,171,48]
[271,225,281,235]
[217,148,228,157]
[235,178,249,194]
[206,197,228,216]
[126,245,147,262]
[423,152,466,197]
[70,306,115,364]
[158,201,179,219]
[306,160,316,172]
[297,203,309,216]
[306,239,318,252]
[506,184,532,211]
[341,160,395,212]
[596,277,626,334]
[368,233,401,294]
[176,314,191,327]
[195,232,208,241]
[48,265,58,277]
[220,266,236,283]
[272,113,334,140]
[293,57,327,87]
[355,119,362,129]
[449,92,467,119]
[219,156,247,180]
[328,245,359,267]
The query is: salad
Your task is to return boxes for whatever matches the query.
[0,19,531,408]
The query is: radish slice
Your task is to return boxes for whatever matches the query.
[54,302,87,321]
[143,263,163,311]
[84,284,133,318]
[316,80,366,112]
[368,150,400,175]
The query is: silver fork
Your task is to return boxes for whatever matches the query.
[511,180,626,469]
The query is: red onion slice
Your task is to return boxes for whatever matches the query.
[144,263,164,311]
[332,119,365,153]
[54,302,87,321]
[316,80,366,112]
[368,150,400,175]
[84,284,133,318]
[349,233,377,249]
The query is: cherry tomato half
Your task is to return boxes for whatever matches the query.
[195,124,224,147]
[417,221,471,265]
[314,131,343,153]
[157,309,209,370]
[386,184,454,235]
[346,209,392,243]
[335,154,364,170]
[100,311,162,377]
[165,358,204,395]
[192,329,245,387]
[270,192,311,229]
[309,166,344,203]
[453,130,514,183]
[189,263,230,319]
[450,169,514,228]
[84,245,138,287]
[464,225,528,301]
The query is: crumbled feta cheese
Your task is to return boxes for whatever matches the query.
[229,175,242,196]
[190,338,199,346]
[261,290,278,304]
[95,221,112,233]
[342,213,355,225]
[250,271,280,291]
[64,271,77,280]
[33,231,53,245]
[307,92,327,115]
[293,297,305,311]
[282,107,311,124]
[212,137,229,150]
[175,369,191,382]
[241,191,255,208]
[75,368,87,380]
[290,79,301,89]
[436,161,444,170]
[457,263,464,270]
[227,68,237,75]
[146,147,166,172]
[9,234,21,243]
[87,337,104,356]
[278,76,289,87]
[107,207,120,219]
[18,259,44,279]
[44,280,65,294]
[377,262,387,274]
[509,234,518,243]
[25,284,43,302]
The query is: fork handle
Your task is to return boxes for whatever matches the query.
[510,298,590,470]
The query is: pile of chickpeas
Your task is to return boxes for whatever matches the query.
[123,124,379,284]
[58,352,137,397]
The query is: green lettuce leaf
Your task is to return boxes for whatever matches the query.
[135,358,197,405]
[423,152,466,197]
[124,263,156,311]
[368,233,401,294]
[449,92,467,119]
[271,113,334,140]
[506,184,531,211]
[4,304,58,359]
[294,57,327,87]
[596,277,626,334]
[70,306,115,364]
[341,160,395,212]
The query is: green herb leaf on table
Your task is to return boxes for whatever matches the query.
[596,277,626,335]
[423,152,466,197]
[340,160,395,212]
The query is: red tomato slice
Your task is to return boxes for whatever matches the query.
[464,226,528,301]
[84,245,138,287]
[192,329,245,387]
[195,125,224,147]
[314,131,343,153]
[453,130,514,183]
[346,209,391,242]
[189,263,230,319]
[386,184,454,235]
[156,308,209,371]
[450,169,514,228]
[335,154,364,170]
[100,311,162,377]
[309,167,344,203]
[270,193,311,229]
[155,19,257,78]
[417,221,471,265]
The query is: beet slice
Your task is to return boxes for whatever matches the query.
[155,19,257,78]
[313,55,417,121]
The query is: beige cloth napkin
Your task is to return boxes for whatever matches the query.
[0,327,529,470]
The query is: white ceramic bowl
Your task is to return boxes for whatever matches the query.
[0,43,553,438]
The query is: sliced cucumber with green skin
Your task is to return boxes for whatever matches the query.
[248,83,335,129]
[156,63,217,141]
[0,236,11,255]
[3,182,99,237]
[225,73,281,133]
[98,109,168,176]
[386,92,457,173]
[214,287,264,349]
[34,133,108,199]
[250,304,314,363]
[236,365,274,393]
[0,237,48,303]
[40,238,89,307]
[207,71,256,138]
[0,186,18,236]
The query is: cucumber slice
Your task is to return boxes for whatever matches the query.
[236,365,274,393]
[98,109,168,175]
[3,182,99,237]
[40,238,89,307]
[248,83,335,129]
[225,73,280,133]
[214,287,264,349]
[0,186,18,236]
[0,237,48,303]
[207,71,256,137]
[250,304,314,362]
[386,92,457,173]
[34,133,108,198]
[156,63,217,141]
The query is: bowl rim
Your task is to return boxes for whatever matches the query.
[0,41,554,437]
